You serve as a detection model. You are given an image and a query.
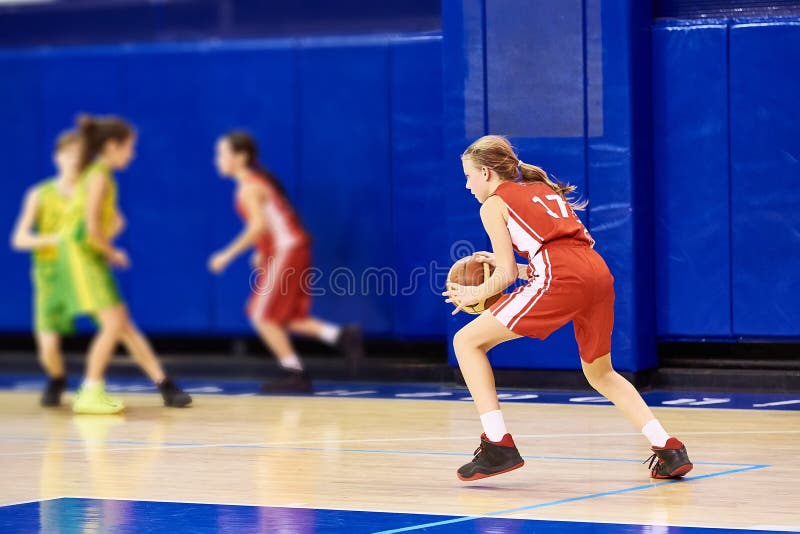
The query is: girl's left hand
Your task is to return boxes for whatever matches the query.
[442,282,483,315]
[209,250,232,274]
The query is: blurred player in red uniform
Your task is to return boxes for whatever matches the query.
[209,131,363,393]
[444,135,692,481]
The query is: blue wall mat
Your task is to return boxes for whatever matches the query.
[119,48,217,333]
[38,49,123,156]
[0,54,43,331]
[730,22,800,337]
[200,43,299,334]
[297,43,394,335]
[442,0,492,365]
[0,36,444,338]
[652,24,731,338]
[585,0,655,370]
[485,0,584,138]
[390,37,447,338]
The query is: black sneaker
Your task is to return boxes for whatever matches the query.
[645,437,693,479]
[336,324,365,371]
[260,369,312,394]
[457,433,525,481]
[41,376,66,407]
[158,378,192,408]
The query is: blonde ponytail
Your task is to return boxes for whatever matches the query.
[463,135,587,210]
[518,162,586,210]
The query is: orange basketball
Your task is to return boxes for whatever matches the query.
[447,258,503,314]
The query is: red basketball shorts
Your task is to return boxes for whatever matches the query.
[247,244,312,325]
[489,243,615,363]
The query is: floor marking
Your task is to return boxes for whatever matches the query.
[662,398,730,406]
[314,390,378,396]
[372,464,769,533]
[1,429,796,453]
[0,435,768,469]
[395,392,454,398]
[0,444,216,457]
[752,400,800,408]
[568,396,612,403]
[0,496,66,508]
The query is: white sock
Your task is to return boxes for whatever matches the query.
[319,324,342,345]
[82,378,100,389]
[641,419,670,447]
[278,354,304,372]
[479,410,508,442]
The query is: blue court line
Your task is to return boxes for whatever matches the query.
[219,444,761,468]
[373,464,770,534]
[0,435,761,468]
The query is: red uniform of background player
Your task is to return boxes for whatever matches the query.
[443,135,693,482]
[209,131,363,393]
[235,170,312,326]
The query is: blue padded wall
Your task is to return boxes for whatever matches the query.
[485,0,585,138]
[0,53,44,331]
[200,44,299,335]
[442,0,493,365]
[0,36,444,339]
[120,48,218,333]
[729,22,800,336]
[585,0,656,370]
[297,43,394,335]
[652,24,731,338]
[390,37,447,339]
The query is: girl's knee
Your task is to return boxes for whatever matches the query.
[452,327,473,350]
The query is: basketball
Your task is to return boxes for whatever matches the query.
[447,257,503,314]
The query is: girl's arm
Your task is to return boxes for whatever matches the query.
[86,170,128,267]
[10,188,59,251]
[473,252,529,280]
[478,195,519,294]
[444,196,518,313]
[209,183,269,273]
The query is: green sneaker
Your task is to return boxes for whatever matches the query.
[72,382,125,415]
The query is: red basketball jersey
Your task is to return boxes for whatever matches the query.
[235,173,309,255]
[491,181,594,260]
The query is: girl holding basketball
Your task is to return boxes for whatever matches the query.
[209,131,363,393]
[11,127,191,410]
[443,135,692,481]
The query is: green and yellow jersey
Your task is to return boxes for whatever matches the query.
[31,178,73,333]
[58,161,123,317]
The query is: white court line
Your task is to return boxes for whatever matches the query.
[0,496,67,508]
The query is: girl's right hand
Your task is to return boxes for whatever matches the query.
[109,248,130,269]
[472,251,496,266]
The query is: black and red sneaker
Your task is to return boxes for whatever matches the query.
[645,437,693,479]
[457,433,525,482]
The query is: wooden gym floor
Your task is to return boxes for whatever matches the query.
[0,377,798,533]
